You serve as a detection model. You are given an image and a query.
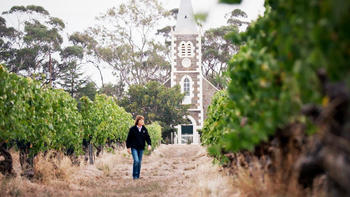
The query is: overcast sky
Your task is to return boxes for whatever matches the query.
[1,0,265,87]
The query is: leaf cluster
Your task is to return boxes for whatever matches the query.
[0,65,83,156]
[146,122,162,150]
[80,94,133,146]
[203,0,350,156]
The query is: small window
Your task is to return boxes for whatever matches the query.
[187,42,192,57]
[184,78,190,96]
[181,43,186,57]
[178,41,194,58]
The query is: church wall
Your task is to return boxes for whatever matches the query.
[188,111,201,126]
[173,34,200,72]
[174,72,200,109]
[202,78,218,121]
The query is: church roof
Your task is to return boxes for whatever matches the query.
[175,0,198,34]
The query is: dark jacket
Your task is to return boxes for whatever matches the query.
[126,125,152,150]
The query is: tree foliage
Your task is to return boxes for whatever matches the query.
[119,81,189,134]
[99,82,125,99]
[202,9,247,89]
[68,32,106,88]
[0,17,16,63]
[86,0,172,86]
[59,45,86,98]
[76,81,97,101]
[202,26,238,89]
[1,5,65,86]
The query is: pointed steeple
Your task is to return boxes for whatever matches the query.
[175,0,198,34]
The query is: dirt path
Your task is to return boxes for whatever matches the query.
[0,145,238,197]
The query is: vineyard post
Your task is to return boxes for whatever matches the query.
[88,143,94,165]
[171,132,173,144]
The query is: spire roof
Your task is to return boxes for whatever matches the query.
[175,0,198,34]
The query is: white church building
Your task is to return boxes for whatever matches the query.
[165,0,218,144]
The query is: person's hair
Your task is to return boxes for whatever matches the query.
[134,115,144,126]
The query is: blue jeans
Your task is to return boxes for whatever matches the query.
[131,148,144,179]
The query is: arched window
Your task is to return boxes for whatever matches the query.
[184,78,190,96]
[181,76,193,105]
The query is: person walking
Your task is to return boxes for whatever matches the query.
[126,115,152,180]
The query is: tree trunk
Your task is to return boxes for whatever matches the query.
[17,142,35,179]
[69,154,80,166]
[96,145,103,157]
[0,143,15,176]
[171,132,174,144]
[89,61,105,88]
[49,49,53,87]
[298,70,350,196]
[96,65,104,88]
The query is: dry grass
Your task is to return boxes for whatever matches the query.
[115,181,165,194]
[189,146,328,197]
[0,173,38,197]
[33,151,78,183]
[96,163,111,177]
[1,178,23,197]
[230,164,328,197]
[1,145,326,197]
[95,151,123,177]
[184,166,195,171]
[0,150,103,196]
[2,150,130,196]
[190,156,238,197]
[0,150,83,197]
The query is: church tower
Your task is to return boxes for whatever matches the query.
[166,0,218,144]
[171,0,203,144]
